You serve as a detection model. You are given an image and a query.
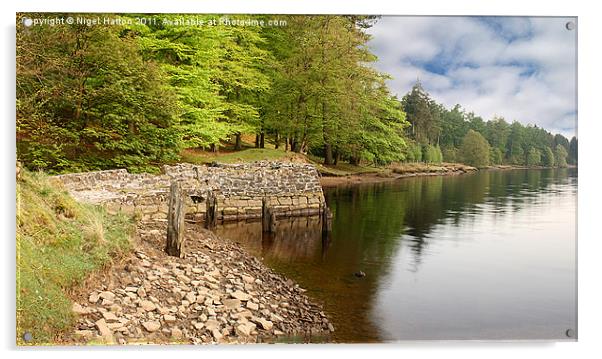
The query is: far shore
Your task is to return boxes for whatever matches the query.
[319,163,576,187]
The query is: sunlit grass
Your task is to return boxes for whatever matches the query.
[180,147,300,165]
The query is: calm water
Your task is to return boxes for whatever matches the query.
[215,168,577,342]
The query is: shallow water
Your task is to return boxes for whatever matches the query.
[215,168,577,342]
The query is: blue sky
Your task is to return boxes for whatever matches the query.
[367,16,577,138]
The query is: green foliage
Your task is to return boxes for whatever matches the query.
[555,144,569,167]
[526,147,542,166]
[262,16,409,165]
[17,169,134,344]
[442,146,458,163]
[568,136,578,165]
[423,144,443,164]
[490,147,504,165]
[459,130,491,168]
[542,146,555,167]
[16,14,574,173]
[401,82,440,144]
[17,18,180,173]
[404,141,423,162]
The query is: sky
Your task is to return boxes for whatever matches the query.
[367,16,577,138]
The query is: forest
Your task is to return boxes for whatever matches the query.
[16,14,577,173]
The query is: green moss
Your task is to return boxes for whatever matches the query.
[16,170,134,345]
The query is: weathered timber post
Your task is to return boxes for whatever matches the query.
[322,204,333,234]
[262,197,277,233]
[166,181,186,258]
[205,191,217,229]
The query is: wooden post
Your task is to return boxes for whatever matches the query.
[205,191,217,229]
[262,197,277,233]
[166,181,186,258]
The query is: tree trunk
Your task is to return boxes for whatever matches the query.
[166,182,186,258]
[274,132,280,149]
[260,132,265,149]
[235,133,242,150]
[324,143,334,165]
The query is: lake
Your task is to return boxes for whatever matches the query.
[215,168,577,342]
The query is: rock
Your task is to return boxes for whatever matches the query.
[185,292,196,303]
[164,314,177,323]
[231,290,251,301]
[171,328,183,339]
[328,323,335,332]
[142,321,161,332]
[99,291,116,301]
[246,301,259,311]
[72,302,89,315]
[107,322,125,331]
[125,286,138,292]
[137,287,147,298]
[95,319,113,339]
[223,299,241,310]
[102,311,120,323]
[177,274,191,284]
[193,322,204,330]
[256,318,273,331]
[211,329,223,341]
[235,322,256,337]
[140,300,156,312]
[241,275,254,284]
[204,319,220,331]
[88,293,99,303]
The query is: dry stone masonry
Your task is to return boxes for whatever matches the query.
[54,161,326,224]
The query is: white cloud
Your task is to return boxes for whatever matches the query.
[367,16,577,138]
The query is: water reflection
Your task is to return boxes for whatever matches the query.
[216,216,328,262]
[214,168,577,342]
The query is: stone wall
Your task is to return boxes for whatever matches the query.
[53,162,325,223]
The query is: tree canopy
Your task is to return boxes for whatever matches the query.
[16,14,576,173]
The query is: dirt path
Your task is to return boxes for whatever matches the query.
[69,221,334,345]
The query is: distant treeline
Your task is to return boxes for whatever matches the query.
[16,14,576,173]
[400,82,577,168]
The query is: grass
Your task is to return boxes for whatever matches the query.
[311,161,385,177]
[16,169,134,345]
[180,147,303,165]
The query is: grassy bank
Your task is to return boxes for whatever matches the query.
[16,170,134,345]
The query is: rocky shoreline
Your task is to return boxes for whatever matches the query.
[320,163,477,187]
[69,221,334,345]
